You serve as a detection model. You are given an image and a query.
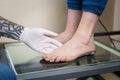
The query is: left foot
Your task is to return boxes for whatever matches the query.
[43,37,96,62]
[54,32,74,44]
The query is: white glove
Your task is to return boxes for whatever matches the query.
[19,28,63,54]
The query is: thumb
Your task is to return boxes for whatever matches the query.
[39,28,58,37]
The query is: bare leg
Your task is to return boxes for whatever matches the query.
[54,9,82,44]
[43,11,98,62]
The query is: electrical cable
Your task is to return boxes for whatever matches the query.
[111,38,120,43]
[98,19,117,48]
[98,19,120,78]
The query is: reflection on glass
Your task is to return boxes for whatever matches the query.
[4,41,120,75]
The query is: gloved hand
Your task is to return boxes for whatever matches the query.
[19,28,63,54]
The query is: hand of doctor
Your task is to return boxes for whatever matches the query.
[19,28,63,54]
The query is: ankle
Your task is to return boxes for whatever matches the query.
[72,34,94,46]
[54,32,74,44]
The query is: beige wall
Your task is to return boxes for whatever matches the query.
[112,0,120,50]
[0,0,117,63]
[94,0,115,46]
[0,0,115,44]
[0,0,68,64]
[0,0,68,42]
[114,0,120,30]
[0,0,115,35]
[0,0,67,33]
[95,0,115,32]
[94,0,115,61]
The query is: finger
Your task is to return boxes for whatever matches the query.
[38,28,58,37]
[44,38,63,47]
[39,43,58,54]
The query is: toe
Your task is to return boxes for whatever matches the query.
[60,56,67,62]
[55,56,61,62]
[49,55,57,62]
[43,55,51,61]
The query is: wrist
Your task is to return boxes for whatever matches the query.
[19,28,29,42]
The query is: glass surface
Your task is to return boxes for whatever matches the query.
[4,40,120,76]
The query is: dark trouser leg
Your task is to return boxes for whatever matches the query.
[0,62,16,80]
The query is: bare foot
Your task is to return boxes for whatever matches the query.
[54,32,74,44]
[43,37,96,62]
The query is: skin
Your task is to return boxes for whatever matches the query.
[43,9,98,62]
[54,10,82,44]
[0,11,98,63]
[0,16,24,40]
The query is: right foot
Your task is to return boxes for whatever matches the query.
[43,36,96,62]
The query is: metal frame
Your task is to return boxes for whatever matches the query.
[1,39,120,80]
[94,31,120,37]
[17,40,120,80]
[17,61,120,80]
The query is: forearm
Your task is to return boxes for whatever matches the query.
[0,16,24,40]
